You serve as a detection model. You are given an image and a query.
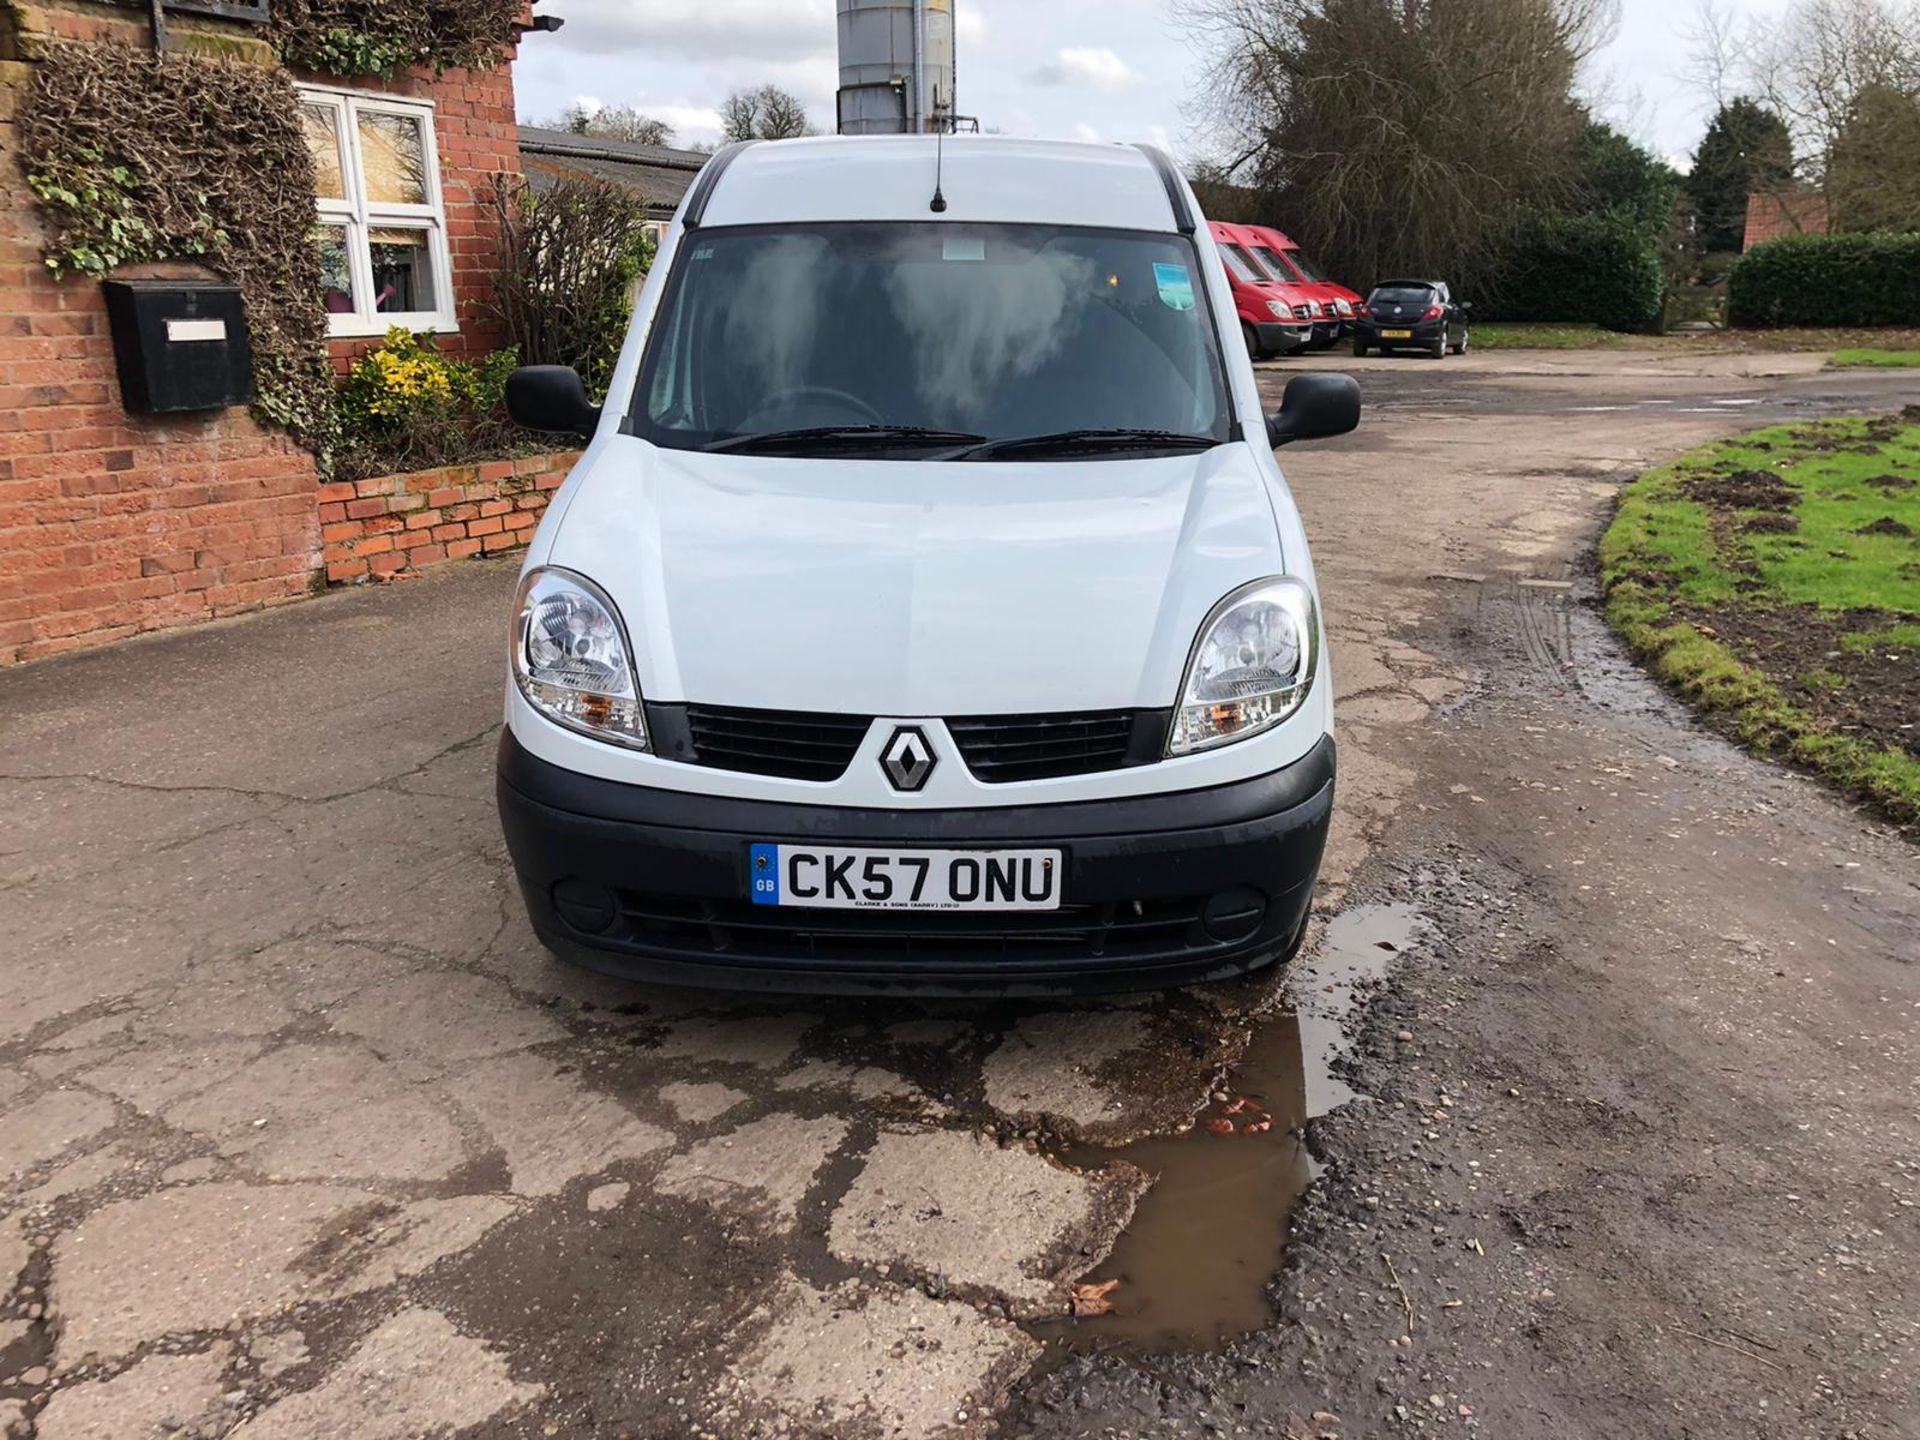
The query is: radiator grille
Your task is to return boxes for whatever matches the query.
[946,710,1142,783]
[684,705,871,782]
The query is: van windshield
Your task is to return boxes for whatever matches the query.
[1217,243,1271,285]
[635,222,1234,457]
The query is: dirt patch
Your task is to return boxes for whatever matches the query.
[1855,516,1916,538]
[1680,468,1792,511]
[422,1190,777,1437]
[1741,513,1800,534]
[1685,602,1920,761]
[1866,473,1917,493]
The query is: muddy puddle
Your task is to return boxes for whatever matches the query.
[1034,904,1424,1353]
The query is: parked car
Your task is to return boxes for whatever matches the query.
[1353,279,1471,358]
[498,135,1359,995]
[1206,220,1313,359]
[1239,227,1364,345]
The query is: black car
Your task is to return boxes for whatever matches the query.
[1353,280,1470,359]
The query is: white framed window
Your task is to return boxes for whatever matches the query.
[300,86,458,338]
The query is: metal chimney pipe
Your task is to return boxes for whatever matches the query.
[911,0,927,132]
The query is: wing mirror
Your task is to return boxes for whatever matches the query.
[506,365,601,439]
[1265,372,1361,449]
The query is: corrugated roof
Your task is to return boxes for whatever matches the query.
[516,126,711,220]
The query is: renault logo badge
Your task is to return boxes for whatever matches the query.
[881,726,937,793]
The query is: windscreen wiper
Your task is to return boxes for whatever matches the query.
[703,424,986,454]
[941,428,1222,461]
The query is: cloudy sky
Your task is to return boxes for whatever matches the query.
[515,0,1798,170]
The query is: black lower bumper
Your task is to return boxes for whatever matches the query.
[1249,319,1312,355]
[496,731,1335,996]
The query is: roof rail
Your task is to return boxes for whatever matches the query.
[1131,143,1196,235]
[681,141,756,230]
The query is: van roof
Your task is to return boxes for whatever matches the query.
[693,135,1186,234]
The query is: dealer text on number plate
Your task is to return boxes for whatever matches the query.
[749,844,1061,911]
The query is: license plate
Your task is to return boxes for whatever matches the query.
[749,843,1061,911]
[1381,328,1413,338]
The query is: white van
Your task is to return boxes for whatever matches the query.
[496,136,1357,995]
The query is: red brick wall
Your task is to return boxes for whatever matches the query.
[0,3,529,665]
[0,11,322,664]
[320,450,577,584]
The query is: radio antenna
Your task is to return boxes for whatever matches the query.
[930,124,947,213]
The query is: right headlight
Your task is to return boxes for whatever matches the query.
[1167,578,1318,755]
[1265,299,1290,318]
[511,567,650,751]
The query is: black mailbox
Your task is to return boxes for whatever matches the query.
[101,280,254,414]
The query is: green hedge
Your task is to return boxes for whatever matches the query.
[1728,232,1920,327]
[1486,213,1664,333]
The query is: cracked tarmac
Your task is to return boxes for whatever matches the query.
[1,351,1915,1439]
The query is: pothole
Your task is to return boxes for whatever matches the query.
[1032,903,1425,1353]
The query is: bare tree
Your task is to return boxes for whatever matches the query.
[1827,79,1920,227]
[1696,0,1920,188]
[718,91,759,145]
[1678,0,1755,109]
[1177,0,1620,288]
[555,102,677,148]
[719,84,817,143]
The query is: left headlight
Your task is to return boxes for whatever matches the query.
[1168,578,1318,755]
[511,567,649,751]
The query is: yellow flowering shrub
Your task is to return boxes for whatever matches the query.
[336,327,519,479]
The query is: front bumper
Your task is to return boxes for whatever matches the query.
[1250,318,1313,354]
[496,730,1335,996]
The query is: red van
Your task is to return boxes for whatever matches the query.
[1244,226,1364,345]
[1206,221,1313,359]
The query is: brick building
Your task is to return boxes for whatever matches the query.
[1742,190,1831,252]
[0,0,552,664]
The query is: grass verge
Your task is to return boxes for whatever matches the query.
[1468,325,1920,355]
[1599,414,1920,828]
[1471,324,1638,350]
[1830,348,1920,368]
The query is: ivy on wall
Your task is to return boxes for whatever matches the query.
[270,0,523,78]
[20,40,336,453]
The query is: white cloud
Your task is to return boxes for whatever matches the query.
[1031,46,1139,94]
[1073,121,1102,143]
[653,104,728,140]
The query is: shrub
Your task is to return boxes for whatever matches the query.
[492,174,656,403]
[271,0,523,77]
[1727,232,1920,328]
[336,328,520,480]
[1486,212,1665,333]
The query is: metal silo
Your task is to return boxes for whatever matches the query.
[836,0,957,135]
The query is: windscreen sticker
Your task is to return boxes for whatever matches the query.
[942,236,986,261]
[1153,261,1196,311]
